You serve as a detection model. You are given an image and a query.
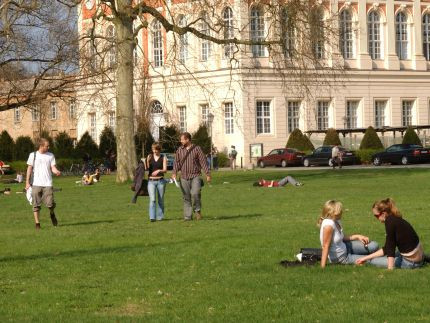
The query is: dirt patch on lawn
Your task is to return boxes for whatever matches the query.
[97,301,152,317]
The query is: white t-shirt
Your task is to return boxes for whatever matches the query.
[27,151,56,187]
[319,219,347,263]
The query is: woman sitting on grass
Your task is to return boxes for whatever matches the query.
[319,200,379,268]
[355,198,425,269]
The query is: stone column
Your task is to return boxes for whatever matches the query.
[385,0,400,69]
[358,0,373,69]
[413,0,427,70]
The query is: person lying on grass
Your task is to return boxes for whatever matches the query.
[81,171,95,185]
[253,176,303,187]
[355,198,425,269]
[319,200,379,268]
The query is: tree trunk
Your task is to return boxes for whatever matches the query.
[115,2,137,183]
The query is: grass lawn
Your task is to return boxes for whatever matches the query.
[1,168,429,322]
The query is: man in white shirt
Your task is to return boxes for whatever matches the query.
[25,138,61,230]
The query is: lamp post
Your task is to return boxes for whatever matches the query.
[208,112,214,170]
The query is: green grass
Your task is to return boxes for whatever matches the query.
[1,169,429,322]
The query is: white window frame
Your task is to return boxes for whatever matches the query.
[317,101,329,131]
[200,13,211,61]
[340,9,354,59]
[223,7,235,59]
[31,105,40,122]
[250,7,265,57]
[287,101,300,133]
[108,111,116,132]
[424,14,430,61]
[256,100,271,134]
[178,15,188,64]
[178,106,187,132]
[402,100,414,126]
[224,102,234,134]
[374,100,387,128]
[152,20,163,67]
[395,12,409,60]
[312,8,325,59]
[89,112,97,141]
[368,11,383,60]
[346,100,359,129]
[50,101,58,120]
[200,104,209,125]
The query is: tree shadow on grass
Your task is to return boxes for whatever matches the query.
[205,213,262,221]
[60,220,122,227]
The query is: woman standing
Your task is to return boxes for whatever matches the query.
[356,198,424,269]
[146,143,167,222]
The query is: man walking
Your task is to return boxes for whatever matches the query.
[25,138,61,229]
[172,132,211,221]
[229,145,238,170]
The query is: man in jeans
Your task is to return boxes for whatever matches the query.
[172,132,211,221]
[25,138,61,230]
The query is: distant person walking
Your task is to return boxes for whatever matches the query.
[229,145,238,170]
[331,145,342,169]
[146,143,167,222]
[25,138,61,230]
[172,132,211,221]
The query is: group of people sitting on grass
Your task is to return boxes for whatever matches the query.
[319,198,425,269]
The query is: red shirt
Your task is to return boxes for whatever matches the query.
[261,180,279,187]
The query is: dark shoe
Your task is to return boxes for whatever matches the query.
[50,213,58,226]
[35,223,41,230]
[150,219,156,222]
[195,212,202,221]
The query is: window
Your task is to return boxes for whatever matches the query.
[317,101,329,130]
[151,101,163,114]
[108,111,116,132]
[256,101,271,134]
[223,7,235,58]
[89,113,97,141]
[14,107,20,123]
[152,20,163,67]
[106,25,116,68]
[201,104,209,125]
[69,100,76,119]
[178,15,188,64]
[250,7,265,57]
[134,36,139,66]
[396,12,408,60]
[346,101,358,129]
[311,8,325,59]
[402,100,413,126]
[368,11,382,59]
[281,8,295,58]
[200,12,211,61]
[287,101,300,132]
[225,102,234,134]
[31,105,40,121]
[50,102,57,120]
[340,10,354,59]
[374,100,386,128]
[178,106,187,132]
[424,14,430,61]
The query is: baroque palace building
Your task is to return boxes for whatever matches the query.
[77,0,430,166]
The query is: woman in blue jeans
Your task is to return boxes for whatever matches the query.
[355,198,425,269]
[146,143,167,222]
[319,200,379,268]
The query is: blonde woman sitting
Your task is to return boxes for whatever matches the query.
[319,200,379,268]
[81,171,95,185]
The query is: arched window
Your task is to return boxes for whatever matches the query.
[151,101,163,114]
[311,7,325,59]
[223,7,235,58]
[152,20,163,67]
[424,14,430,61]
[200,12,211,61]
[106,25,116,68]
[395,12,408,60]
[368,11,382,59]
[178,15,188,64]
[339,9,354,59]
[250,6,265,57]
[281,7,295,58]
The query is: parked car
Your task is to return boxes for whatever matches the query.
[162,153,175,170]
[257,148,305,168]
[302,146,356,167]
[372,144,430,166]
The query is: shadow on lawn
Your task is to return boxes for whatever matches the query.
[60,220,122,227]
[206,213,262,221]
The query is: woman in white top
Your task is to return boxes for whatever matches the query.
[319,200,379,268]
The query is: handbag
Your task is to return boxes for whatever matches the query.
[300,248,322,261]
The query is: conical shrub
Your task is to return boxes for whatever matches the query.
[323,128,342,146]
[359,126,384,150]
[402,127,422,146]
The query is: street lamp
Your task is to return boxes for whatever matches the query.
[208,112,214,170]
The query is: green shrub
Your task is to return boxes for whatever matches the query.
[323,128,342,146]
[55,158,80,171]
[192,124,211,155]
[160,125,180,152]
[74,132,99,159]
[355,149,384,164]
[286,129,315,151]
[359,126,384,150]
[54,132,75,158]
[402,127,422,146]
[0,130,15,161]
[217,152,229,167]
[9,161,27,172]
[99,127,117,157]
[15,136,35,160]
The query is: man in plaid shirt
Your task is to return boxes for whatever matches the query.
[172,132,211,221]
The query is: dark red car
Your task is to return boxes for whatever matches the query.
[257,148,305,168]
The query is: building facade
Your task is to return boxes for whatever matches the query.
[77,0,430,165]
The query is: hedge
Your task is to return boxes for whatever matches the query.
[355,149,384,164]
[402,127,422,146]
[217,152,229,167]
[323,128,342,146]
[360,126,384,150]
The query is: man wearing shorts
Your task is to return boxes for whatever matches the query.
[25,138,61,230]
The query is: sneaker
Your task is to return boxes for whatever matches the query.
[50,213,58,226]
[35,223,41,230]
[195,212,202,221]
[295,183,303,186]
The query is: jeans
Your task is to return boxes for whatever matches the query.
[331,240,379,264]
[147,179,166,220]
[278,176,298,186]
[180,177,202,220]
[368,252,424,269]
